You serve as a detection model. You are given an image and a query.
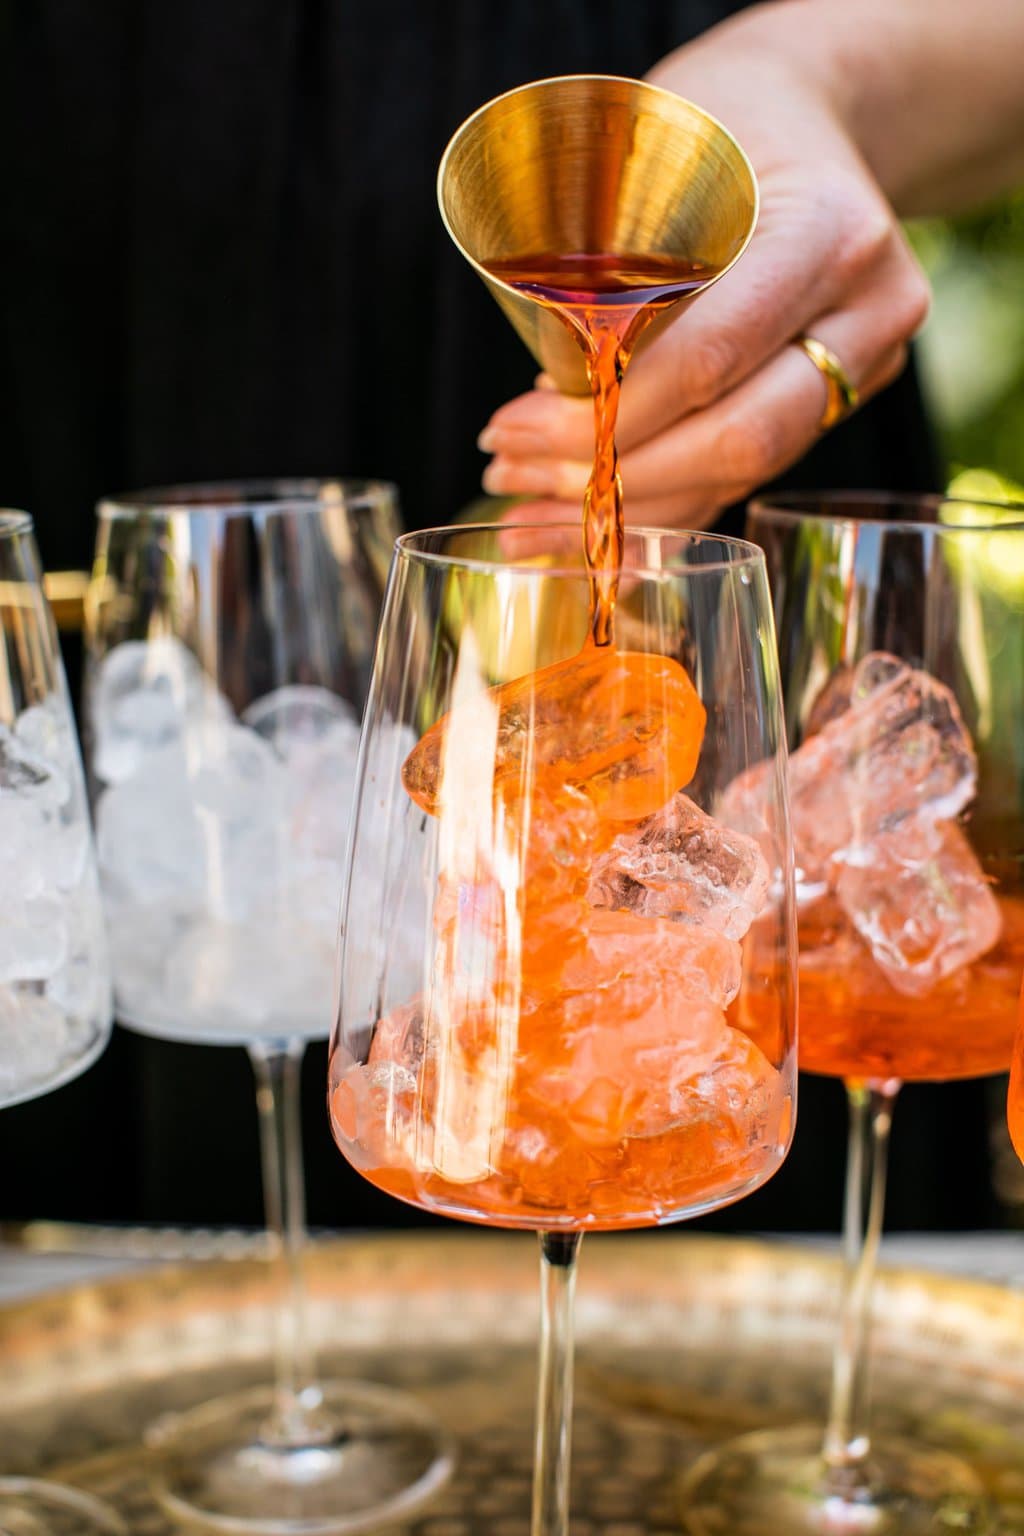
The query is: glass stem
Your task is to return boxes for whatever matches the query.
[822,1078,900,1486]
[532,1232,582,1536]
[249,1041,319,1440]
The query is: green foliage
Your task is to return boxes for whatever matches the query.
[908,191,1024,486]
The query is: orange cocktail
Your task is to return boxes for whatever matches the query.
[724,645,1017,1085]
[330,642,791,1230]
[798,894,1024,1083]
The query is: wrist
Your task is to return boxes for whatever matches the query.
[659,0,1024,218]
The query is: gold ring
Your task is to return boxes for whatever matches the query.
[796,335,859,431]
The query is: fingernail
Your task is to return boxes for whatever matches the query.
[477,425,554,457]
[488,393,557,431]
[482,458,558,496]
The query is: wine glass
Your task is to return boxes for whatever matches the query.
[684,491,1024,1536]
[328,522,798,1536]
[0,510,124,1534]
[84,480,453,1534]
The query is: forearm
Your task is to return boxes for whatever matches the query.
[652,0,1024,218]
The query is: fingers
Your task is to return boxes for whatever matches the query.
[481,227,929,512]
[478,169,892,467]
[476,154,931,518]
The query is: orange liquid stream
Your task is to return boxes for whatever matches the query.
[485,251,717,647]
[796,891,1024,1082]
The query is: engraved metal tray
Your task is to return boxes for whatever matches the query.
[4,1233,1024,1534]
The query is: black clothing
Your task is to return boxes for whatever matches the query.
[2,2,990,1237]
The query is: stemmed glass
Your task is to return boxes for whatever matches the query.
[84,480,453,1533]
[0,510,124,1534]
[684,491,1024,1535]
[328,523,798,1536]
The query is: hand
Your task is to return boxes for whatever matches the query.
[476,20,932,530]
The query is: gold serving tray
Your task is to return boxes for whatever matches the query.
[3,1233,1024,1534]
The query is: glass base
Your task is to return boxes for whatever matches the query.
[146,1381,454,1535]
[0,1477,127,1535]
[680,1424,992,1536]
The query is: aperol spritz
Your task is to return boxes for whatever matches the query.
[686,491,1024,1536]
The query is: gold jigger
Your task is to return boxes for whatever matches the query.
[438,73,758,395]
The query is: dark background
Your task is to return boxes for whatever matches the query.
[1,1,1001,1237]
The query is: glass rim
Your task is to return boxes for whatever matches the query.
[96,476,399,522]
[396,521,767,578]
[749,489,1024,534]
[0,510,34,540]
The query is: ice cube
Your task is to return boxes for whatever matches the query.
[502,783,598,903]
[0,895,69,983]
[802,654,906,737]
[91,636,230,785]
[0,788,90,903]
[276,858,346,930]
[789,655,977,866]
[587,791,769,940]
[0,987,74,1100]
[46,882,111,1021]
[835,820,1002,995]
[0,797,52,903]
[285,720,361,865]
[363,961,517,1185]
[561,907,743,1009]
[330,1000,425,1166]
[494,905,750,1148]
[242,685,357,754]
[524,903,771,1147]
[165,918,335,1042]
[103,899,181,1031]
[563,1019,777,1147]
[403,647,706,824]
[96,755,206,907]
[716,758,828,904]
[369,998,426,1077]
[187,721,285,818]
[15,696,79,776]
[183,723,290,921]
[0,725,71,806]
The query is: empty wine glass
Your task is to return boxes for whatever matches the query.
[84,480,452,1534]
[0,509,123,1535]
[329,523,798,1536]
[684,491,1024,1536]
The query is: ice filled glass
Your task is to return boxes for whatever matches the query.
[330,523,797,1536]
[685,491,1024,1536]
[85,481,452,1535]
[0,509,123,1534]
